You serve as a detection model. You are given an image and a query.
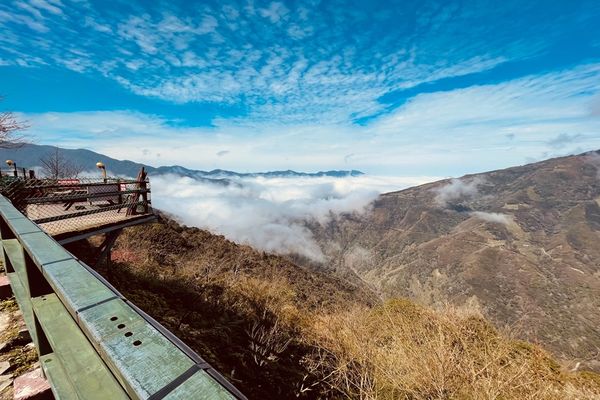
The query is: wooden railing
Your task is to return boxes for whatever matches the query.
[0,195,247,399]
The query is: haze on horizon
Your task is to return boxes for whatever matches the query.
[0,0,599,178]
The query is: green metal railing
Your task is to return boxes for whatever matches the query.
[0,195,246,399]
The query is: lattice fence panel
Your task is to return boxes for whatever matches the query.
[1,177,152,235]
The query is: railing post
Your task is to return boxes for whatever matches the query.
[140,178,149,214]
[117,179,123,206]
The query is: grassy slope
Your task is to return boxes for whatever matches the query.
[67,217,600,399]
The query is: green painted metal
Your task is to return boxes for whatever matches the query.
[0,195,245,399]
[0,199,25,220]
[19,231,72,266]
[33,294,129,399]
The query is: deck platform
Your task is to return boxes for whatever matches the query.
[1,171,156,243]
[26,203,156,243]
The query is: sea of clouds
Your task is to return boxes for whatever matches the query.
[150,174,437,261]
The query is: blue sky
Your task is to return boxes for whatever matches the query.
[1,0,599,176]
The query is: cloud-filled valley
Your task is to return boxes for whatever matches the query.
[150,174,435,261]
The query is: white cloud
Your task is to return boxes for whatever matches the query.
[259,2,289,23]
[29,0,63,15]
[470,211,511,225]
[0,8,48,32]
[434,177,484,206]
[83,16,111,33]
[546,133,584,149]
[150,174,434,261]
[20,63,600,176]
[117,15,160,55]
[372,63,600,136]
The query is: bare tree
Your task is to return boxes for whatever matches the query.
[40,147,83,179]
[0,97,28,148]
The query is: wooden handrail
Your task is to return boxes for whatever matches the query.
[0,196,246,399]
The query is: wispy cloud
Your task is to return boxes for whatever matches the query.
[546,133,584,149]
[4,0,589,124]
[471,211,511,225]
[19,63,600,176]
[259,2,289,24]
[434,177,484,207]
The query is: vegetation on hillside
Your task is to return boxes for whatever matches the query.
[305,300,600,399]
[68,217,600,399]
[307,152,600,370]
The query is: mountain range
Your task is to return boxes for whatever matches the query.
[0,143,363,179]
[306,150,600,371]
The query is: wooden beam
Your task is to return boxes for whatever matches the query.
[33,294,129,399]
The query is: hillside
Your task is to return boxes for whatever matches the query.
[307,151,600,371]
[66,217,377,399]
[67,216,600,399]
[0,144,362,179]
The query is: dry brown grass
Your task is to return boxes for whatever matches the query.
[303,299,600,399]
[76,219,600,399]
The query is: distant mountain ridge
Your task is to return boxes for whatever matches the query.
[0,144,363,179]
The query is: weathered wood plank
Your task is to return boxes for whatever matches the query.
[32,294,129,400]
[6,272,36,344]
[3,239,28,294]
[40,353,79,400]
[42,259,116,316]
[79,298,201,398]
[19,231,71,266]
[163,370,235,400]
[4,216,39,236]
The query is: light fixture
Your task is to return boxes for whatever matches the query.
[5,160,17,176]
[96,161,107,182]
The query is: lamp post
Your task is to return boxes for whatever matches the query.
[6,160,17,177]
[96,161,107,183]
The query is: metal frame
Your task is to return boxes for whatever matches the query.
[56,215,157,245]
[0,195,247,400]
